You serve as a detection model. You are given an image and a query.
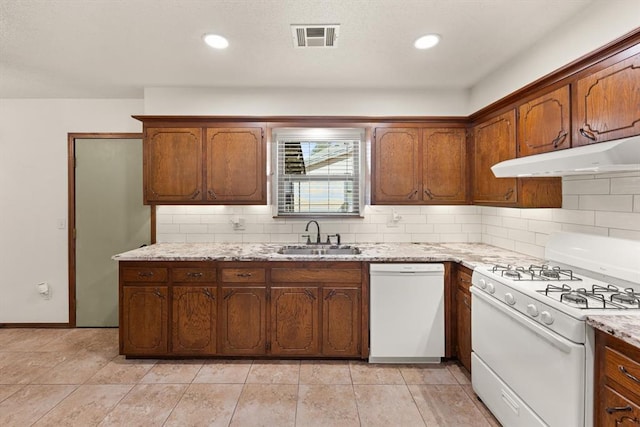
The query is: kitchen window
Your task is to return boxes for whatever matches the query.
[272,128,365,217]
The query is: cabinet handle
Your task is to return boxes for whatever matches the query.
[187,272,204,278]
[619,365,640,384]
[202,288,215,300]
[153,288,164,299]
[504,188,514,200]
[237,272,252,278]
[424,188,434,200]
[551,131,567,148]
[224,290,235,300]
[579,127,597,141]
[407,190,418,200]
[190,190,201,200]
[208,190,217,200]
[462,296,470,309]
[303,289,316,300]
[137,271,154,278]
[606,405,632,414]
[324,289,337,300]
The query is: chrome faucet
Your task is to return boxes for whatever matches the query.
[304,220,321,244]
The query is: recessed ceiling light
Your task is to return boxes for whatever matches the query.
[414,34,441,50]
[203,34,229,49]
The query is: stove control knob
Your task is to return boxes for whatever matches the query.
[486,283,495,294]
[541,311,554,325]
[478,278,487,290]
[526,304,539,317]
[505,293,516,305]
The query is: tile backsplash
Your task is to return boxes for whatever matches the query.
[157,172,640,259]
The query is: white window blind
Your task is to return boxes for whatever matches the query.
[274,128,364,216]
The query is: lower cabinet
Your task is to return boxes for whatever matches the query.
[119,260,364,358]
[220,286,267,355]
[455,266,472,372]
[270,287,320,355]
[121,285,169,355]
[171,286,217,355]
[322,288,360,356]
[595,329,640,426]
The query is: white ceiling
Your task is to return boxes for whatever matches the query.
[0,0,595,99]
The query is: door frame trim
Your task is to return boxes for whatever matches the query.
[67,132,153,327]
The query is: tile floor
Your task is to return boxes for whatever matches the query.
[0,328,501,426]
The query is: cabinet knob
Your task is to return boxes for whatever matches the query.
[237,272,252,277]
[208,190,218,200]
[424,188,434,199]
[579,127,597,141]
[187,272,204,278]
[153,288,164,299]
[551,131,567,148]
[190,190,201,200]
[504,188,514,200]
[407,189,418,200]
[619,365,640,384]
[202,288,215,300]
[606,405,632,414]
[138,271,154,278]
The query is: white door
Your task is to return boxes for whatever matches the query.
[75,138,150,327]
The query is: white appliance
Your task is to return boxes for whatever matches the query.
[369,263,445,363]
[491,134,640,177]
[471,232,640,427]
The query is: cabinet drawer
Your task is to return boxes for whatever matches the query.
[271,268,362,284]
[602,385,640,425]
[121,267,168,282]
[221,268,266,283]
[173,268,217,283]
[458,270,472,293]
[605,346,640,396]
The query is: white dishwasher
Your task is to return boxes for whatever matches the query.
[369,263,445,363]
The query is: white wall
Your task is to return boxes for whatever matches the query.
[482,172,640,259]
[156,205,483,244]
[469,0,640,113]
[144,87,469,116]
[0,99,143,323]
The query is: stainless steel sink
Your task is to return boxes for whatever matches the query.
[276,245,361,255]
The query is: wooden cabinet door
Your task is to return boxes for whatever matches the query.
[600,386,640,426]
[518,85,571,156]
[145,127,202,203]
[220,286,266,355]
[373,128,421,203]
[422,128,467,203]
[121,286,168,355]
[171,286,217,355]
[574,53,640,146]
[270,287,319,356]
[205,127,265,203]
[473,110,517,204]
[456,287,472,372]
[322,288,360,356]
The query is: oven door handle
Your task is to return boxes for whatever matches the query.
[471,288,573,354]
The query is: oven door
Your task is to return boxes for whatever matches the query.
[471,288,586,427]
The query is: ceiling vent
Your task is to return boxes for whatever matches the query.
[291,25,339,48]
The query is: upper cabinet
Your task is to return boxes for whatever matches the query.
[140,119,267,205]
[518,85,571,156]
[472,110,517,205]
[574,53,640,146]
[205,127,265,203]
[373,126,467,204]
[145,127,203,203]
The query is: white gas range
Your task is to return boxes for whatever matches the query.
[471,232,640,427]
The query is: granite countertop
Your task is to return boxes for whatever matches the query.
[586,315,640,349]
[112,242,543,270]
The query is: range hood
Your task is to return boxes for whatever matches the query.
[491,135,640,177]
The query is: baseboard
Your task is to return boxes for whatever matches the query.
[0,323,71,328]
